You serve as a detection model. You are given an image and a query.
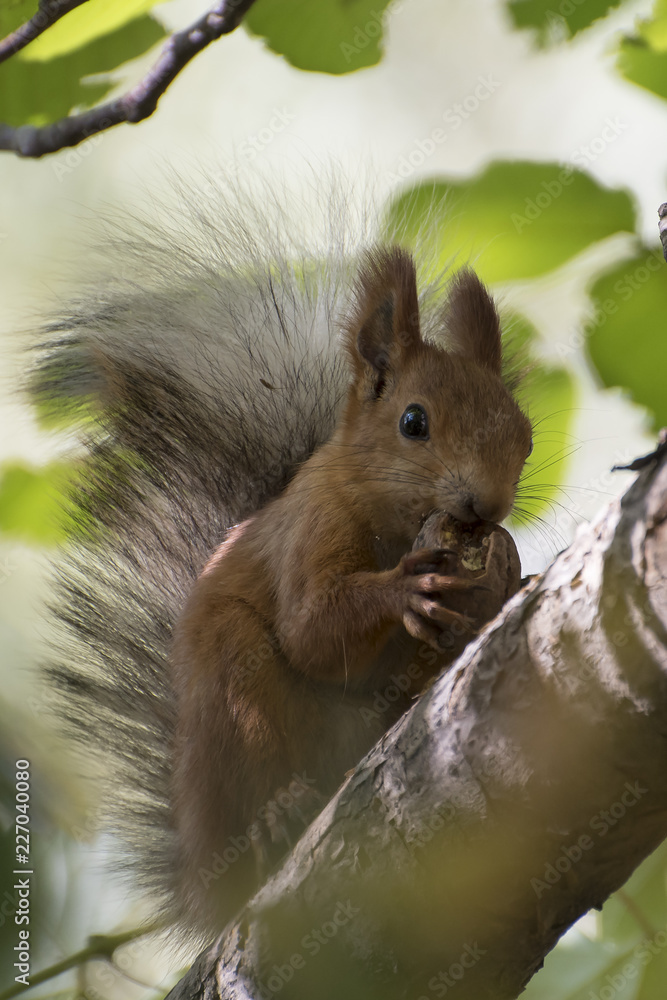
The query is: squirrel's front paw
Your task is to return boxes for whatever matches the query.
[401,514,522,653]
[397,547,480,650]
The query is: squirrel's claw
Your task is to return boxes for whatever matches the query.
[414,573,489,594]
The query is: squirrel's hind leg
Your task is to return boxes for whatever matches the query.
[171,597,330,928]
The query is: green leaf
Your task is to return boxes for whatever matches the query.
[523,932,637,999]
[0,462,73,544]
[618,0,667,100]
[506,0,623,45]
[587,246,667,430]
[0,0,37,39]
[618,38,667,101]
[637,939,667,998]
[526,842,667,999]
[20,0,157,61]
[505,314,576,523]
[0,14,165,127]
[384,163,636,284]
[245,0,392,74]
[637,0,667,49]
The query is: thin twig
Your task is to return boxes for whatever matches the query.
[0,924,163,1000]
[616,889,657,941]
[0,0,258,158]
[0,0,90,64]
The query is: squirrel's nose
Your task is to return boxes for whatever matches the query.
[454,497,479,523]
[453,494,509,524]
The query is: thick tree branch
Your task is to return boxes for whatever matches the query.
[165,443,667,1000]
[0,0,257,157]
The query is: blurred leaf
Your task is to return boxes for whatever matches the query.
[0,14,165,127]
[0,57,108,128]
[0,0,36,38]
[618,40,667,101]
[385,163,636,284]
[245,0,392,74]
[526,842,667,999]
[641,0,667,48]
[523,934,637,999]
[506,0,624,45]
[637,938,667,998]
[618,0,667,100]
[22,0,157,61]
[505,314,576,523]
[0,462,73,544]
[601,842,667,944]
[586,247,667,430]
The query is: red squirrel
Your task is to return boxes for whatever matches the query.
[170,248,532,929]
[34,212,531,937]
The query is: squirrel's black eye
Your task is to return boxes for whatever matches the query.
[527,436,534,457]
[400,404,429,440]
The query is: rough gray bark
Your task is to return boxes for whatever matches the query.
[166,444,667,1000]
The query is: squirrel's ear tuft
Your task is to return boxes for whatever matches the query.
[444,269,502,374]
[346,247,421,394]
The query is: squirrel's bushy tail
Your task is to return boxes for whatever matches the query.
[32,176,358,927]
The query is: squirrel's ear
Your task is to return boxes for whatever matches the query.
[346,247,421,395]
[444,269,502,374]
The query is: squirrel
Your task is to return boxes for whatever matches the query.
[32,185,533,940]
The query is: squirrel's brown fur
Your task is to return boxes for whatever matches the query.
[171,247,531,929]
[33,194,531,939]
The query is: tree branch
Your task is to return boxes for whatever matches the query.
[0,925,161,1000]
[0,0,90,64]
[0,0,257,157]
[165,443,667,1000]
[659,203,667,262]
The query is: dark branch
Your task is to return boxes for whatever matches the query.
[613,428,667,472]
[659,202,667,262]
[0,0,90,64]
[0,0,258,157]
[0,925,160,1000]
